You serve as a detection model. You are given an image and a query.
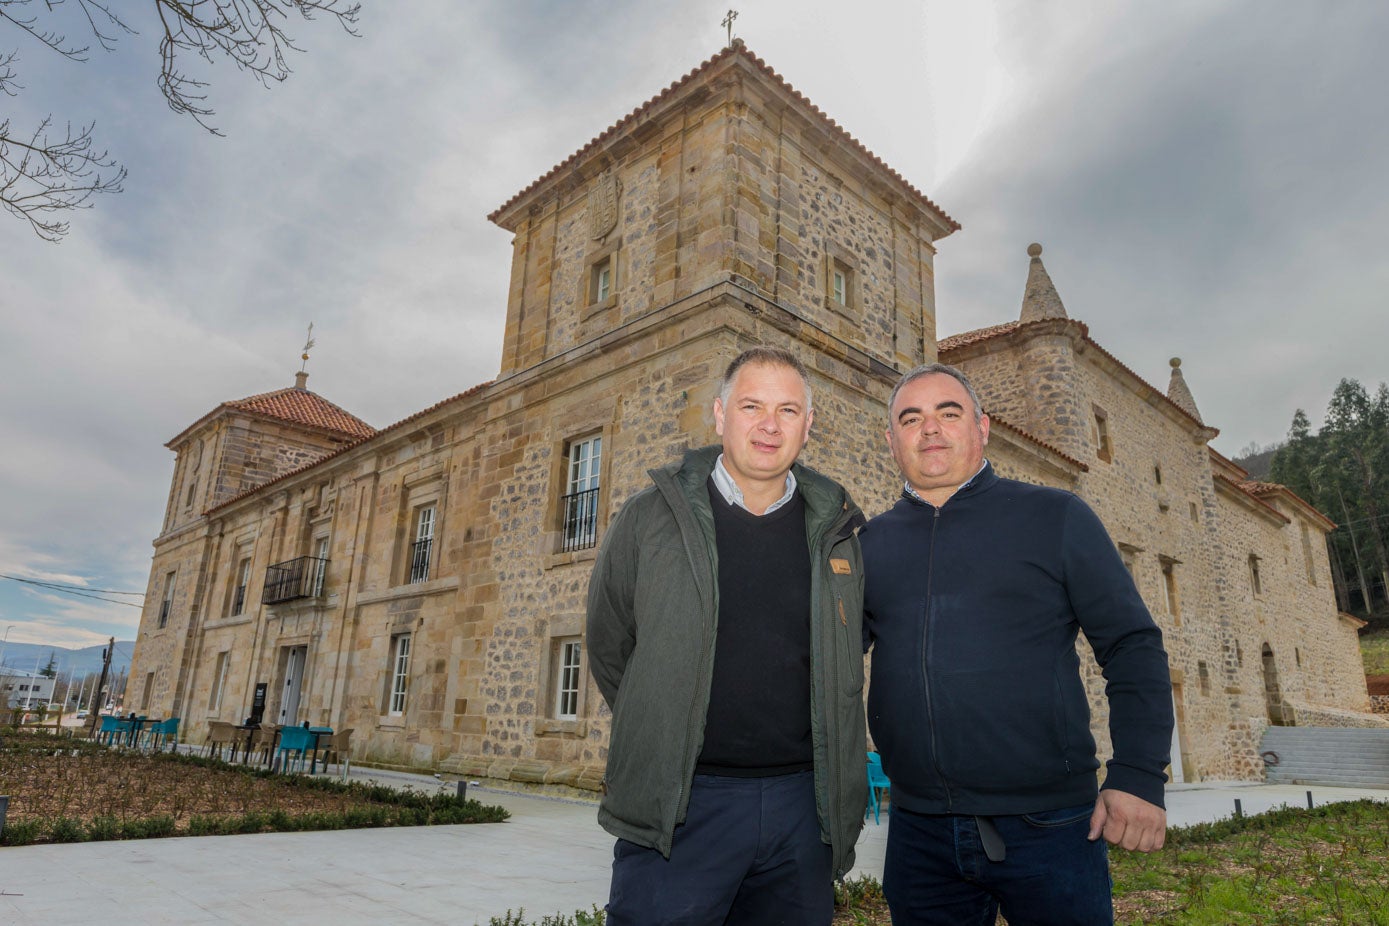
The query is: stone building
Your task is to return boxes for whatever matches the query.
[127,43,1378,792]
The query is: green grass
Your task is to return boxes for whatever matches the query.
[1361,624,1389,675]
[476,800,1389,926]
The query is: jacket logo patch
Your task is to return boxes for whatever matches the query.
[830,558,853,575]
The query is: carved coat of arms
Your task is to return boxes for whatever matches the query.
[589,172,621,240]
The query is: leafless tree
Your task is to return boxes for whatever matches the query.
[0,0,360,241]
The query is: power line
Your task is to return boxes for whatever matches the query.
[0,574,145,609]
[0,574,144,596]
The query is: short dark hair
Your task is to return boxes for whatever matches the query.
[720,347,813,410]
[888,363,985,422]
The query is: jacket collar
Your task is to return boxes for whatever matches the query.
[900,459,998,509]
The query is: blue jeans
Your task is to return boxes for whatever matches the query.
[883,803,1113,926]
[606,771,833,926]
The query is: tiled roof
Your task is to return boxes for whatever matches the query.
[937,321,1022,353]
[207,381,493,515]
[938,319,1216,437]
[1239,480,1335,530]
[988,413,1089,473]
[225,387,376,440]
[488,42,959,233]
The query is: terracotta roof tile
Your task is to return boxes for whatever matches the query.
[207,381,493,515]
[987,412,1089,473]
[488,43,959,233]
[1238,480,1335,530]
[937,321,1021,353]
[226,387,376,440]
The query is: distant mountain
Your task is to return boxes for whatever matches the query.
[1234,447,1279,480]
[0,640,134,677]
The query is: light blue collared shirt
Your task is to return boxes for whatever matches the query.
[904,459,990,506]
[712,454,799,515]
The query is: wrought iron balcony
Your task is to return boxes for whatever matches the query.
[263,556,329,605]
[561,488,600,553]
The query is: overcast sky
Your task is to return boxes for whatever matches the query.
[1,0,1384,651]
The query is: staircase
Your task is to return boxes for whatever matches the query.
[1259,726,1389,788]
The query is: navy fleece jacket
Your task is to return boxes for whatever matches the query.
[863,462,1173,815]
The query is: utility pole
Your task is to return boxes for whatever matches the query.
[87,638,113,739]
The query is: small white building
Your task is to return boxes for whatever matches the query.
[0,668,57,710]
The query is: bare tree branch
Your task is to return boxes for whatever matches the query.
[0,116,126,241]
[0,0,361,241]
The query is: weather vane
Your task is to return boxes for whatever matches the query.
[722,9,739,47]
[300,322,315,372]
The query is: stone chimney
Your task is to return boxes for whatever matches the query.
[295,371,309,390]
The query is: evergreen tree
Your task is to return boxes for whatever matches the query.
[40,652,58,678]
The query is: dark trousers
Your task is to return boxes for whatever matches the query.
[606,770,833,926]
[883,803,1113,926]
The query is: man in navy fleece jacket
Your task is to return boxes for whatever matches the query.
[863,363,1173,926]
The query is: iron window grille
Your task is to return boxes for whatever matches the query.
[561,488,600,552]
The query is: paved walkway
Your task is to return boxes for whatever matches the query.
[1,767,1385,926]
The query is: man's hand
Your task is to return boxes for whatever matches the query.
[1088,790,1166,851]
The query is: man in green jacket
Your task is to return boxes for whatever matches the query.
[587,346,868,926]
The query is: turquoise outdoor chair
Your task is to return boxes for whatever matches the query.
[866,751,891,824]
[275,725,317,773]
[142,717,179,752]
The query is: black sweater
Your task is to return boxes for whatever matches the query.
[862,463,1173,814]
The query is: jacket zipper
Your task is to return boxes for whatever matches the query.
[922,504,953,810]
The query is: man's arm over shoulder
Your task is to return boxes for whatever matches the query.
[1061,495,1174,809]
[586,496,643,710]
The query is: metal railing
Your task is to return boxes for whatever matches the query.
[263,556,329,605]
[560,488,600,553]
[408,538,432,584]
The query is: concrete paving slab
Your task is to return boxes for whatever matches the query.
[0,767,1384,925]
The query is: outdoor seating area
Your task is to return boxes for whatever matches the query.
[198,720,352,777]
[89,711,353,777]
[95,714,181,752]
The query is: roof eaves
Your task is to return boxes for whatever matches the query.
[205,380,493,516]
[488,44,958,233]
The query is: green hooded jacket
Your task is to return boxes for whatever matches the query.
[586,445,869,877]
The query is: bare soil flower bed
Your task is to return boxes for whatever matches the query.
[0,729,507,845]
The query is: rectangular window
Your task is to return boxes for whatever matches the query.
[555,639,582,720]
[561,435,602,552]
[1300,524,1317,585]
[409,506,435,584]
[387,633,412,716]
[1198,661,1210,696]
[1160,557,1181,625]
[141,672,154,711]
[1248,554,1263,597]
[1092,406,1112,463]
[312,537,330,596]
[231,557,251,616]
[825,243,858,312]
[209,651,230,710]
[593,259,612,303]
[159,571,176,629]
